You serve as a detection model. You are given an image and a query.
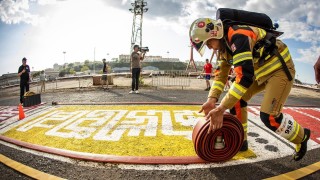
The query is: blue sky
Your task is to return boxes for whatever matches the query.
[0,0,319,84]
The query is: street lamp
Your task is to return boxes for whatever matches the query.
[167,51,173,70]
[93,47,96,74]
[63,51,66,68]
[129,1,148,15]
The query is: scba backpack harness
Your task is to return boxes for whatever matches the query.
[217,8,293,81]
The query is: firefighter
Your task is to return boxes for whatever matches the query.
[190,18,310,161]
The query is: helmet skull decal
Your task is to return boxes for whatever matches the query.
[205,22,214,32]
[189,18,224,56]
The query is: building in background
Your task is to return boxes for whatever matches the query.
[119,54,180,63]
[53,63,62,71]
[45,68,59,80]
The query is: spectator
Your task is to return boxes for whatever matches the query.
[130,45,145,94]
[101,59,109,91]
[18,57,30,103]
[202,59,213,91]
[314,56,320,84]
[39,70,46,92]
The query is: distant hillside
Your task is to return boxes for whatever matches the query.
[112,61,187,70]
[58,60,188,77]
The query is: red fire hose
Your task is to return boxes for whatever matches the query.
[192,113,244,162]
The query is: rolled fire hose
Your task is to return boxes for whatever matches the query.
[192,113,244,162]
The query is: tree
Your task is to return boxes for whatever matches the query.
[69,68,76,75]
[59,70,66,77]
[74,65,81,72]
[32,71,40,78]
[295,78,302,84]
[68,63,74,68]
[65,67,71,74]
[96,62,103,71]
[81,65,89,72]
[84,60,90,66]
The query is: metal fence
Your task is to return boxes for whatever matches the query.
[0,75,106,95]
[1,71,198,94]
[40,75,94,91]
[151,70,191,89]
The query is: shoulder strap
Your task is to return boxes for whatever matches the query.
[227,26,257,43]
[273,48,293,81]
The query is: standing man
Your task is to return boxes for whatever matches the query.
[39,70,46,93]
[202,59,213,91]
[18,57,30,103]
[100,59,109,91]
[130,45,145,94]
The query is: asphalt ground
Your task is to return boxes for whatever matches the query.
[0,87,319,107]
[0,87,320,179]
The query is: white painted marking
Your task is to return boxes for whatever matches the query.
[0,106,54,133]
[248,107,260,115]
[0,106,319,171]
[287,107,320,122]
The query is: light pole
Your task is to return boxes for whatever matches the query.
[32,67,34,81]
[167,51,173,70]
[93,47,96,74]
[63,51,66,69]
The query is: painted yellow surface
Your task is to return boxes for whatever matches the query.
[3,105,256,159]
[0,154,65,180]
[264,161,320,180]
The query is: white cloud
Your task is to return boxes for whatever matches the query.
[0,0,40,25]
[278,20,320,43]
[145,0,320,65]
[294,45,320,64]
[36,0,58,5]
[212,0,246,9]
[1,0,319,66]
[243,0,320,26]
[121,0,128,5]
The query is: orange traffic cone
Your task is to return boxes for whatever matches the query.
[18,103,25,120]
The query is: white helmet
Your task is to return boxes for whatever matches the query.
[189,18,224,56]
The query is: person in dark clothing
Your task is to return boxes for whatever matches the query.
[130,45,146,94]
[18,57,31,103]
[100,58,109,90]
